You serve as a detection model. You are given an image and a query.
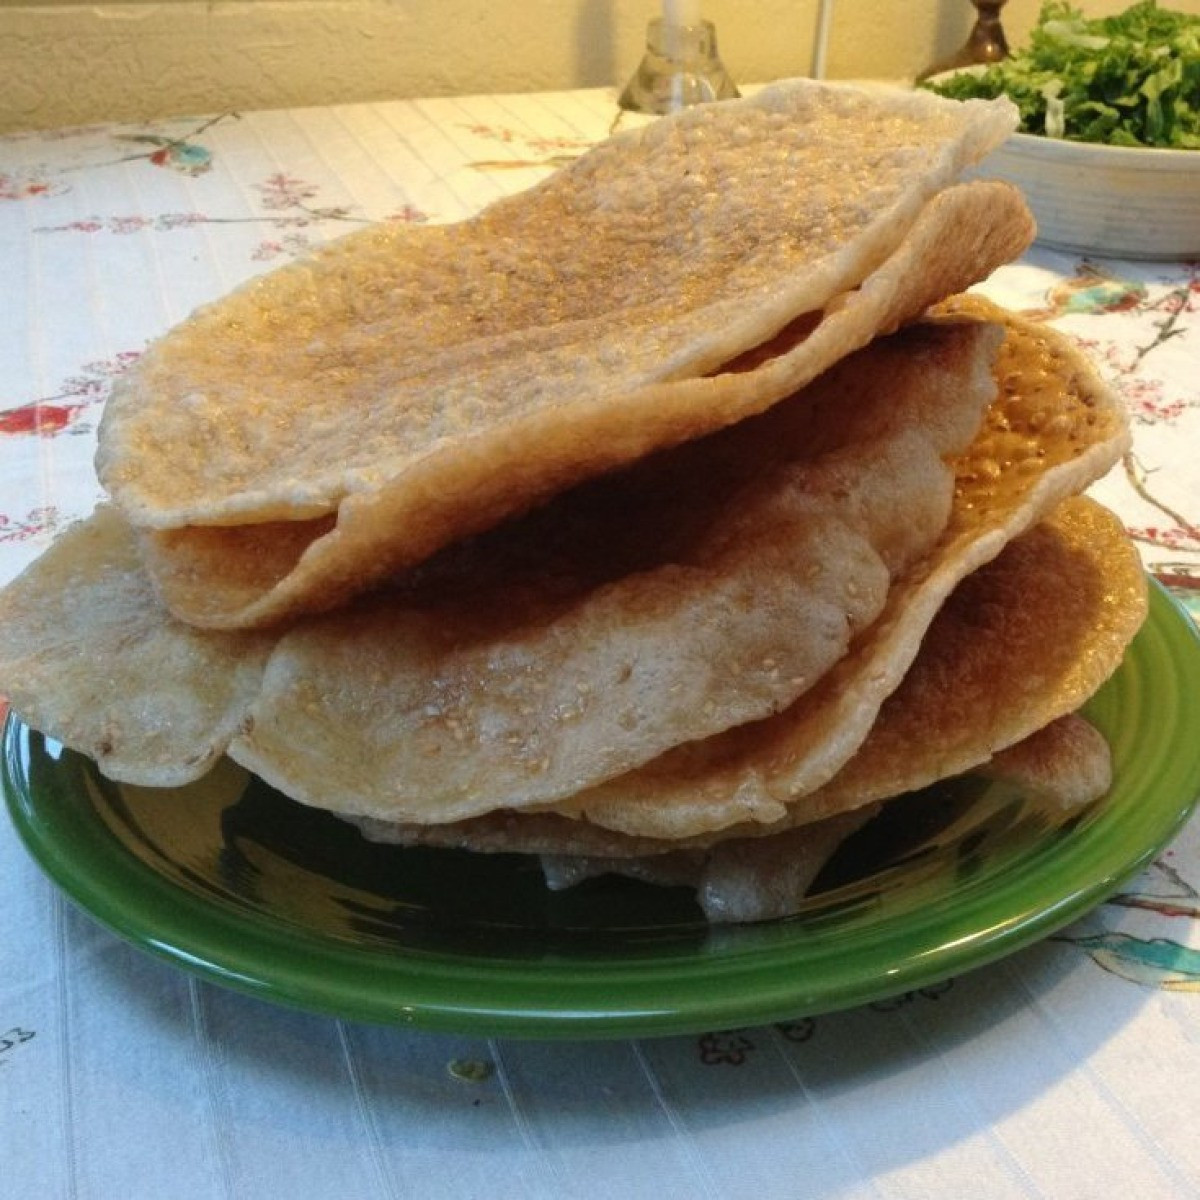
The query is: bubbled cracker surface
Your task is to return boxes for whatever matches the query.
[983,714,1112,812]
[546,306,1132,840]
[97,81,1014,533]
[0,317,994,809]
[133,178,1035,630]
[353,495,1141,860]
[783,496,1143,824]
[0,507,274,786]
[226,320,999,822]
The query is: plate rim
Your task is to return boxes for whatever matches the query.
[4,579,1200,1039]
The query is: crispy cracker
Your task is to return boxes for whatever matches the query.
[109,88,1027,629]
[352,495,1141,860]
[137,181,1032,632]
[101,82,1015,527]
[226,320,999,819]
[0,317,996,797]
[534,709,1112,924]
[983,714,1112,812]
[539,806,880,925]
[0,506,273,785]
[542,304,1132,839]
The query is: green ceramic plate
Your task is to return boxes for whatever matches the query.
[4,580,1200,1039]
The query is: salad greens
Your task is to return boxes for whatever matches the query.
[923,0,1200,148]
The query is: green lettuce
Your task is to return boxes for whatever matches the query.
[923,0,1200,148]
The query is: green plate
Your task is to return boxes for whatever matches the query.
[4,581,1200,1039]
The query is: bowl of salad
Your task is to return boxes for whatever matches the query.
[925,0,1200,260]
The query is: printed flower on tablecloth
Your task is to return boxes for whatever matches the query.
[776,1017,816,1043]
[245,174,357,261]
[0,172,67,201]
[247,187,431,261]
[0,506,61,544]
[35,213,213,235]
[462,124,594,154]
[1021,263,1200,598]
[1067,334,1194,425]
[112,134,215,176]
[1020,269,1198,424]
[3,116,233,204]
[101,114,236,175]
[1070,935,1200,989]
[1118,377,1188,425]
[1122,447,1200,600]
[1021,260,1198,346]
[385,203,430,225]
[29,158,432,264]
[868,979,954,1011]
[1135,526,1200,555]
[463,122,595,171]
[1,352,140,439]
[1058,860,1200,990]
[0,400,90,438]
[252,234,318,262]
[255,173,360,225]
[697,1030,757,1065]
[1021,266,1147,322]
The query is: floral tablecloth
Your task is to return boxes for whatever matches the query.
[2,89,1200,1200]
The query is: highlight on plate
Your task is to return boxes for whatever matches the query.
[0,79,1149,924]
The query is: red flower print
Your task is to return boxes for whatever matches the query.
[257,173,321,210]
[0,506,61,544]
[386,204,430,225]
[1,352,139,438]
[1118,378,1188,425]
[0,173,65,201]
[1130,525,1200,553]
[0,400,87,437]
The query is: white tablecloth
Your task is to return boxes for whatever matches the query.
[3,88,1200,1200]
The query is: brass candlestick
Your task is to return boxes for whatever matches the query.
[920,0,1010,80]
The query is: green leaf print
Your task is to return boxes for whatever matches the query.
[1068,932,1200,990]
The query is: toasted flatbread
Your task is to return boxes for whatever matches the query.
[0,316,995,790]
[536,713,1112,923]
[101,80,1027,630]
[225,318,1000,815]
[0,302,1131,819]
[0,506,273,785]
[237,303,1128,832]
[351,495,1143,864]
[538,805,882,925]
[545,302,1131,839]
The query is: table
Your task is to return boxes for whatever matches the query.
[2,88,1200,1200]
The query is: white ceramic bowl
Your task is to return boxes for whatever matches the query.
[968,131,1200,260]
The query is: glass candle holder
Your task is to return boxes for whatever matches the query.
[619,17,739,114]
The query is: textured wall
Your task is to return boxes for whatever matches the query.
[1,0,1178,133]
[0,0,970,132]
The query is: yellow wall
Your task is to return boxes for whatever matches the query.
[1,0,1196,133]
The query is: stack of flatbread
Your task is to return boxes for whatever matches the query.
[0,81,1147,922]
